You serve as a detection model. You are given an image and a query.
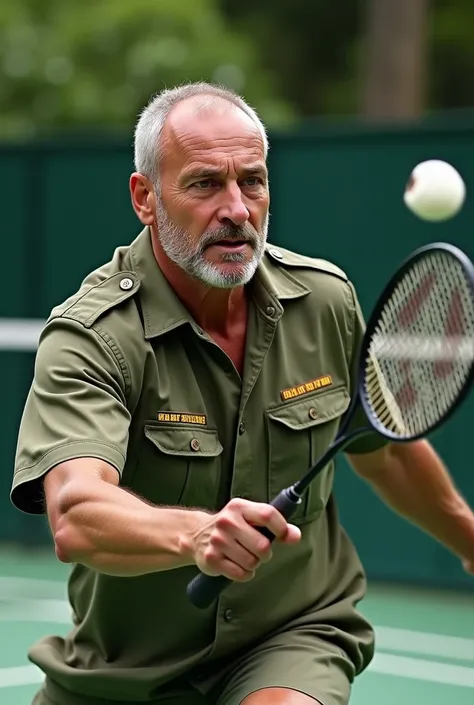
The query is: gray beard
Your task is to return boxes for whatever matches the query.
[155,198,268,289]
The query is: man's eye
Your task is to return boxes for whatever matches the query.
[243,177,263,187]
[194,180,215,189]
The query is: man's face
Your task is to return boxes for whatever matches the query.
[155,101,270,288]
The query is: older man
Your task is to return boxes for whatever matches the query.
[11,82,474,705]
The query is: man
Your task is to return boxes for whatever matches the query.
[11,82,474,705]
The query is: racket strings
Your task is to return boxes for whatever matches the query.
[365,357,409,436]
[365,252,474,438]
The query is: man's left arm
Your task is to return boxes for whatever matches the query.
[347,440,474,575]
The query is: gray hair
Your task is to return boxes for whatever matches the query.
[133,82,269,187]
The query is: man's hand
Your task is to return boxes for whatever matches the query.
[189,497,301,582]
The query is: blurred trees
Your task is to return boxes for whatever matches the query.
[430,0,474,110]
[0,0,293,137]
[0,0,473,137]
[220,0,474,121]
[219,0,362,118]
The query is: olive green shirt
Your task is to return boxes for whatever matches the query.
[11,227,387,702]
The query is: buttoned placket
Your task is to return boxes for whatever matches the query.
[208,294,283,649]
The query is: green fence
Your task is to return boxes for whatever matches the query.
[3,116,474,589]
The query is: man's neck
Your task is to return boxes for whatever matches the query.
[152,235,248,337]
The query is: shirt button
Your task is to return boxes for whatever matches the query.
[238,422,245,435]
[223,608,235,622]
[265,305,276,317]
[119,277,133,291]
[269,248,283,259]
[308,408,318,420]
[190,438,200,451]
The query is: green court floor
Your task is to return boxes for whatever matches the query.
[1,546,473,704]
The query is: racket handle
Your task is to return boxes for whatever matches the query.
[186,487,302,609]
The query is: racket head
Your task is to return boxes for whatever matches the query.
[357,242,474,442]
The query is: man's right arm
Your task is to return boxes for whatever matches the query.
[44,457,207,575]
[13,315,300,582]
[44,457,301,580]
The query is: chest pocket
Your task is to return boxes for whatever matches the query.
[133,423,223,510]
[266,387,350,524]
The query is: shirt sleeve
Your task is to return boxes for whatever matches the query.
[11,317,131,515]
[343,282,390,455]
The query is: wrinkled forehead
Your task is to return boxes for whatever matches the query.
[160,98,266,173]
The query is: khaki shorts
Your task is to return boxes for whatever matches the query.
[32,630,357,705]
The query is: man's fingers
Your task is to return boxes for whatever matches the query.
[215,508,273,561]
[201,556,255,582]
[238,500,290,540]
[281,524,302,544]
[193,498,300,582]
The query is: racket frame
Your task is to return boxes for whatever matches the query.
[358,242,474,442]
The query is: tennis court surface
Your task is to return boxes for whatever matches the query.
[1,546,473,705]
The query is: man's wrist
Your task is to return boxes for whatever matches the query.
[177,508,211,564]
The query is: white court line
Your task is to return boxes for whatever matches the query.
[0,577,67,600]
[1,656,474,690]
[0,319,44,351]
[370,652,474,688]
[0,598,71,623]
[4,578,474,662]
[0,665,44,688]
[1,577,474,689]
[376,625,474,663]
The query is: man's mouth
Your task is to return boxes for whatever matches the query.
[208,239,250,251]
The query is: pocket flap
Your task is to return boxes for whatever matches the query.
[267,387,350,430]
[144,424,223,457]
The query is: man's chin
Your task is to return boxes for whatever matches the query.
[191,258,258,289]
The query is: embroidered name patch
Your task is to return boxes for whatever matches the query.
[280,375,333,401]
[157,412,207,425]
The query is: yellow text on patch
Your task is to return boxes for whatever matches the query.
[157,412,207,425]
[280,375,333,401]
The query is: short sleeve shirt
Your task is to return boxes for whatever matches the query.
[11,227,388,702]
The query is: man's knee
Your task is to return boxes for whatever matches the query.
[241,687,322,705]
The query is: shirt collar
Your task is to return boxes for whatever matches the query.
[130,228,310,340]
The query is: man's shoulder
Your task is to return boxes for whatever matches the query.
[262,244,355,320]
[264,244,348,283]
[48,243,140,331]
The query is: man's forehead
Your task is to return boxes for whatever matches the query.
[161,97,264,161]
